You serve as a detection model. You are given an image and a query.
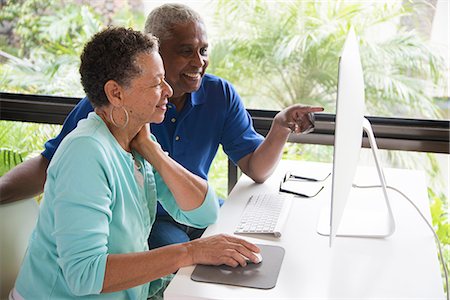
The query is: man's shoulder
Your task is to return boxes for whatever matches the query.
[64,96,94,122]
[201,73,233,87]
[199,74,239,98]
[189,74,243,109]
[52,115,115,166]
[75,96,94,112]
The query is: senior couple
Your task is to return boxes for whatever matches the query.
[2,3,323,299]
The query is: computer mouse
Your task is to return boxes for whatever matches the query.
[244,252,262,264]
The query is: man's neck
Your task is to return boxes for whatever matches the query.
[169,94,187,112]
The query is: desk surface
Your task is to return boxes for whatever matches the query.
[165,160,445,299]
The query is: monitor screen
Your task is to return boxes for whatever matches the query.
[316,27,395,246]
[329,27,365,245]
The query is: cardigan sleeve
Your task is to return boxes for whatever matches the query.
[154,173,220,228]
[51,137,111,296]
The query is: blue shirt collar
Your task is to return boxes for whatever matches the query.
[168,76,206,108]
[190,77,207,106]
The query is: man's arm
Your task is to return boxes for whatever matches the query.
[238,104,324,183]
[237,122,290,183]
[0,155,49,204]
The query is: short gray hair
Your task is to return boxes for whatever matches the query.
[80,27,159,108]
[144,3,204,41]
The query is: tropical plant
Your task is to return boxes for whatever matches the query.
[0,0,144,96]
[0,121,61,176]
[209,1,446,118]
[0,0,103,96]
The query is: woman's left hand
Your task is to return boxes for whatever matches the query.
[186,234,261,267]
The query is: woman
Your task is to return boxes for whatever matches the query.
[12,27,260,300]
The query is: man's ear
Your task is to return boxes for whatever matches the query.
[104,80,123,106]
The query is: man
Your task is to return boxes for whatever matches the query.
[0,4,323,249]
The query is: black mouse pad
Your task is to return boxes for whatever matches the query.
[190,244,285,289]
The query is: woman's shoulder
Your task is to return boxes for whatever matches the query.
[52,113,115,162]
[63,113,110,143]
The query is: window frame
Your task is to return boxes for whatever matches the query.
[1,92,449,191]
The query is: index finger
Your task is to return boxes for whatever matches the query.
[302,106,324,113]
[225,235,260,253]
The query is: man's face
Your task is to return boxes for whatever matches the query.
[159,21,209,99]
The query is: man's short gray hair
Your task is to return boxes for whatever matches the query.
[144,3,204,41]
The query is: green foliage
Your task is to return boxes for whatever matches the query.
[209,0,446,119]
[0,1,104,96]
[0,121,61,176]
[0,149,25,175]
[283,143,333,163]
[429,188,450,287]
[430,188,450,244]
[1,0,54,55]
[0,0,146,97]
[208,146,228,200]
[1,0,103,55]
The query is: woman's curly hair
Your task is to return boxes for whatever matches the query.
[79,27,159,107]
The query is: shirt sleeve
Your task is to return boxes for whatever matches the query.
[41,97,94,161]
[51,137,111,296]
[153,168,219,229]
[220,81,264,165]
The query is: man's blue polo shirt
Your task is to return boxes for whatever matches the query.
[42,74,264,215]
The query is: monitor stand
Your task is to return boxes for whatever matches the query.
[317,117,396,239]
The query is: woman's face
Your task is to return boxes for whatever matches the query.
[124,51,173,125]
[159,21,209,99]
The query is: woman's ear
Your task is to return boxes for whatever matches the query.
[104,80,123,106]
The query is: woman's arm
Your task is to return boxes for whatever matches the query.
[102,234,260,293]
[131,125,208,211]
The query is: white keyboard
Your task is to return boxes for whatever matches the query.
[234,193,293,237]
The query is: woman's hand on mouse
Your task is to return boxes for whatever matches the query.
[184,234,260,267]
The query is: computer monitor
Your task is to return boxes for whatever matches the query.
[316,27,395,246]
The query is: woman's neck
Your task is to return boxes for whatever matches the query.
[95,108,140,153]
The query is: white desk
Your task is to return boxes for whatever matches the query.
[165,160,445,299]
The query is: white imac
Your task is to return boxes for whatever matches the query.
[316,27,395,246]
